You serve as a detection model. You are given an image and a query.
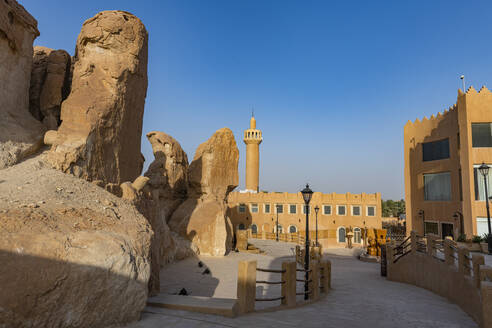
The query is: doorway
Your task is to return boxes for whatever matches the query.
[441,223,454,239]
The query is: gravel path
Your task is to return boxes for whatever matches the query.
[124,240,477,328]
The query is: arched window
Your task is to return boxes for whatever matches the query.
[275,224,283,234]
[338,227,346,243]
[251,224,258,234]
[289,225,298,233]
[354,227,361,244]
[238,223,245,230]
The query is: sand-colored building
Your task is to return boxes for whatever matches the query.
[404,86,492,239]
[227,115,382,247]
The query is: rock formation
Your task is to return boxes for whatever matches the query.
[0,0,46,169]
[0,155,152,327]
[169,128,239,256]
[29,46,71,130]
[45,11,148,185]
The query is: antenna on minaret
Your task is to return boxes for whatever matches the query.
[251,106,254,117]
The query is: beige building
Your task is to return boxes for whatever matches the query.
[404,86,492,239]
[227,115,382,247]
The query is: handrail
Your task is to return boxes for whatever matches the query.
[393,250,411,263]
[256,267,286,273]
[256,280,285,285]
[255,296,285,302]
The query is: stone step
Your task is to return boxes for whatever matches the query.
[147,294,239,318]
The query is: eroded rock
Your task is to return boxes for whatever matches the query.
[46,11,148,184]
[0,0,46,169]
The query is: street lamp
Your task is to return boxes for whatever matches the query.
[301,183,313,300]
[479,163,492,253]
[276,205,280,242]
[314,205,320,246]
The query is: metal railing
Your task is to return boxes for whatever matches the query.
[254,266,286,302]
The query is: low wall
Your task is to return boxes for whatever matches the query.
[387,232,492,327]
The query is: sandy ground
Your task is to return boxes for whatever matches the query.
[124,239,478,328]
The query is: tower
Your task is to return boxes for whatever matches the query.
[243,114,262,192]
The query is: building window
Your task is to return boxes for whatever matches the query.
[424,172,451,201]
[337,205,346,216]
[352,206,361,216]
[367,206,376,216]
[474,165,492,200]
[472,123,492,147]
[275,224,283,234]
[239,203,246,213]
[354,227,361,244]
[289,204,297,214]
[238,223,246,230]
[302,205,311,215]
[422,138,450,161]
[424,221,439,236]
[338,227,346,243]
[276,204,283,214]
[250,203,258,213]
[323,205,331,215]
[477,218,490,237]
[264,204,271,213]
[251,224,258,234]
[289,225,298,233]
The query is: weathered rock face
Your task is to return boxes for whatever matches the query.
[29,46,71,130]
[0,0,46,169]
[169,128,239,256]
[0,155,152,328]
[188,128,240,201]
[46,11,148,184]
[145,131,189,221]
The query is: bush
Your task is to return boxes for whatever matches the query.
[482,233,491,242]
[457,234,467,242]
[472,235,482,243]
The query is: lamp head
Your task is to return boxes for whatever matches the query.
[314,205,320,214]
[301,183,313,204]
[479,163,490,177]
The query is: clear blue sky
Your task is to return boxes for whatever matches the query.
[22,1,492,199]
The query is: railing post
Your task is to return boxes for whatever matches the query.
[281,261,296,307]
[426,235,436,257]
[262,231,266,240]
[320,260,331,292]
[458,246,470,276]
[410,231,417,254]
[237,260,256,314]
[310,261,320,300]
[472,254,485,288]
[386,243,394,264]
[444,239,454,266]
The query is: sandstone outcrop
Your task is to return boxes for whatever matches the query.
[169,128,239,256]
[0,0,46,169]
[29,46,71,130]
[46,11,148,184]
[0,155,153,327]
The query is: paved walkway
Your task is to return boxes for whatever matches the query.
[124,240,478,328]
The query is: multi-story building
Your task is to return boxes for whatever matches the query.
[227,115,382,247]
[404,86,492,239]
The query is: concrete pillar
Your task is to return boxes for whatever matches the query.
[237,260,256,314]
[262,231,266,240]
[472,254,485,288]
[480,265,492,282]
[310,261,320,300]
[481,281,492,328]
[444,239,454,266]
[281,261,296,307]
[458,246,471,276]
[320,260,331,292]
[410,230,417,255]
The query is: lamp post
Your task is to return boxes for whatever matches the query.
[276,205,280,242]
[301,184,313,300]
[479,163,492,253]
[314,205,320,247]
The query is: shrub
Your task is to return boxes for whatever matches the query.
[482,233,491,243]
[457,234,467,242]
[472,235,482,243]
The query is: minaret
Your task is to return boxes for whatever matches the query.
[243,114,262,192]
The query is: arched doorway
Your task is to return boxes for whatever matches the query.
[338,227,346,243]
[262,223,270,233]
[289,225,298,233]
[238,223,246,230]
[353,227,361,244]
[251,224,258,234]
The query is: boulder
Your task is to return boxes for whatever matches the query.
[0,155,152,328]
[169,128,239,256]
[0,0,46,169]
[29,46,71,130]
[46,11,148,184]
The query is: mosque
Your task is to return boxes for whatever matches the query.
[226,115,383,247]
